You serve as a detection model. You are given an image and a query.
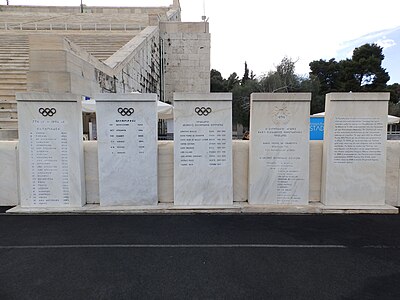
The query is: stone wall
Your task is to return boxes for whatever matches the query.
[107,27,161,95]
[160,22,211,102]
[27,34,114,97]
[1,140,400,206]
[0,2,190,141]
[27,28,164,97]
[25,21,210,99]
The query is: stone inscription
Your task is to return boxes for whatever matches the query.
[179,120,228,167]
[96,99,158,206]
[29,119,69,206]
[333,117,384,164]
[107,112,145,156]
[257,126,305,204]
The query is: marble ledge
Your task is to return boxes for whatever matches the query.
[173,92,232,101]
[6,203,398,215]
[251,93,311,102]
[326,92,390,102]
[16,92,82,102]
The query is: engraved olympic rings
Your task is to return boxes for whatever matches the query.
[38,107,56,117]
[118,107,134,116]
[195,107,212,116]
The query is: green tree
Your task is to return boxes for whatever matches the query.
[309,58,343,94]
[309,43,392,112]
[387,83,400,116]
[226,72,240,90]
[259,56,302,92]
[232,77,259,127]
[241,61,250,85]
[210,69,228,92]
[389,102,400,116]
[276,56,297,91]
[387,83,400,104]
[351,43,390,91]
[210,66,259,128]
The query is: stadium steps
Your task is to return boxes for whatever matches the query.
[0,34,29,139]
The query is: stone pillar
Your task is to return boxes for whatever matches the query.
[248,93,311,205]
[160,22,210,103]
[95,93,158,206]
[173,93,232,206]
[17,93,85,207]
[321,92,389,206]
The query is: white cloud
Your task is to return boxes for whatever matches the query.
[376,38,396,49]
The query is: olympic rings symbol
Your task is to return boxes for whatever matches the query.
[39,107,56,117]
[118,107,134,116]
[195,107,212,116]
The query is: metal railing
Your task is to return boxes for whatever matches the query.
[0,22,145,31]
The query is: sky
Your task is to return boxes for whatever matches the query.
[4,0,400,81]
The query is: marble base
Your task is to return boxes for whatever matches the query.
[6,203,398,215]
[0,141,19,206]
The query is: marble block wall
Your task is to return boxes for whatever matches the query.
[160,22,211,103]
[95,93,158,206]
[249,93,311,205]
[173,93,233,206]
[16,93,85,207]
[321,92,390,206]
[2,140,400,206]
[107,26,161,95]
[27,34,110,97]
[0,141,19,206]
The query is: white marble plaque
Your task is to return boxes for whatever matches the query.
[17,93,85,207]
[249,93,311,205]
[173,93,233,206]
[321,93,389,206]
[95,94,158,206]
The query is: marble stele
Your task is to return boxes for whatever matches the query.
[321,92,390,206]
[95,93,158,206]
[17,93,85,207]
[249,93,311,205]
[173,93,233,206]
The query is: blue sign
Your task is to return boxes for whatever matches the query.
[310,117,324,140]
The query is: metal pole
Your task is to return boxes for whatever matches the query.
[80,0,83,13]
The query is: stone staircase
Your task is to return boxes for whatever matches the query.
[0,34,29,140]
[0,32,137,140]
[67,33,138,62]
[0,9,155,140]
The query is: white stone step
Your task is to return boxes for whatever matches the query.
[0,72,27,76]
[0,85,26,95]
[0,102,17,110]
[0,109,18,119]
[0,50,28,54]
[0,67,29,71]
[0,53,29,56]
[0,97,17,102]
[0,83,27,90]
[0,56,29,60]
[0,79,27,84]
[0,129,18,140]
[0,118,18,129]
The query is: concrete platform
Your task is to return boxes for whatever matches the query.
[6,202,399,215]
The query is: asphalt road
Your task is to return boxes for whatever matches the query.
[1,211,400,299]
